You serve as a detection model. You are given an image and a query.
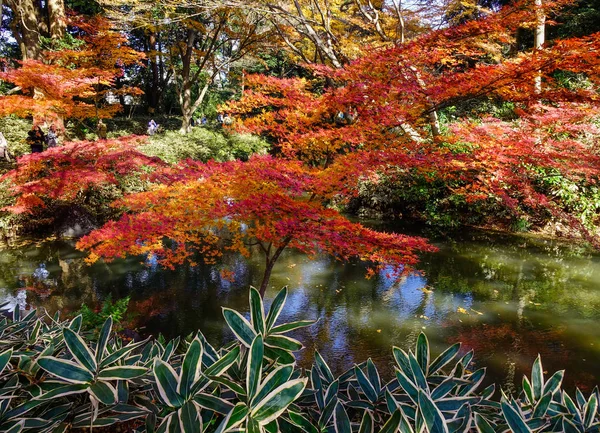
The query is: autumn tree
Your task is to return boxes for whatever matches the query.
[77,155,436,296]
[0,136,165,232]
[0,15,143,126]
[225,0,600,241]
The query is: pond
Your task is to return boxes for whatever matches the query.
[1,227,599,393]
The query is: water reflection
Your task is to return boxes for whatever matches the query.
[0,230,599,391]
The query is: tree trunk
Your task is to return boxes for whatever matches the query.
[48,0,66,40]
[259,258,276,297]
[8,0,44,60]
[534,0,545,94]
[258,239,290,297]
[179,82,193,134]
[146,31,161,112]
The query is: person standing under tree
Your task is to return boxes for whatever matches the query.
[0,132,11,162]
[27,125,45,153]
[46,124,58,148]
[97,120,108,139]
[147,119,158,135]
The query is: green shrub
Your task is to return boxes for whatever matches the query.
[140,128,269,164]
[0,116,32,158]
[76,294,130,334]
[0,286,597,432]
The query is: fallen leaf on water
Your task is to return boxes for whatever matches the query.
[420,287,433,294]
[471,308,483,315]
[288,264,297,268]
[377,329,381,333]
[457,307,469,314]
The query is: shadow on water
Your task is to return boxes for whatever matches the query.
[0,227,599,392]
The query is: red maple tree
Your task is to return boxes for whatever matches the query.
[0,15,143,124]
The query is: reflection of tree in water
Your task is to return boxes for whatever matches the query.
[0,230,599,386]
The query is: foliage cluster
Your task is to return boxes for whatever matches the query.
[224,0,600,244]
[0,126,269,238]
[76,294,130,334]
[141,129,270,165]
[0,286,598,432]
[0,15,143,123]
[76,155,436,295]
[0,137,164,236]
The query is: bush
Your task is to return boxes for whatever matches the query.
[0,286,597,432]
[0,116,32,158]
[140,128,269,164]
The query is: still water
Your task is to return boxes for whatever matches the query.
[1,228,599,392]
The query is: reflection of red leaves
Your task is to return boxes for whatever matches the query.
[220,269,236,282]
[24,285,53,297]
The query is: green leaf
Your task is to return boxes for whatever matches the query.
[0,349,12,374]
[251,364,293,407]
[193,393,234,415]
[250,287,266,335]
[100,338,149,368]
[355,365,378,403]
[37,357,94,384]
[409,352,428,390]
[153,359,184,408]
[333,402,351,433]
[542,370,564,396]
[380,410,403,433]
[289,411,319,433]
[96,317,113,363]
[264,346,295,365]
[179,401,202,433]
[265,287,287,331]
[584,393,598,429]
[247,334,264,401]
[265,335,303,352]
[531,355,543,402]
[69,315,82,332]
[399,412,416,433]
[501,400,532,433]
[63,327,97,373]
[222,308,257,347]
[314,351,334,383]
[366,358,381,395]
[204,346,240,377]
[418,389,449,433]
[429,343,460,374]
[416,334,430,376]
[474,413,495,433]
[251,378,307,425]
[178,338,203,398]
[270,320,314,334]
[36,384,90,400]
[396,369,419,404]
[5,421,24,433]
[522,376,534,404]
[358,411,374,433]
[97,366,147,380]
[214,403,248,433]
[89,381,117,405]
[562,417,580,433]
[247,417,261,433]
[532,392,552,418]
[208,375,246,395]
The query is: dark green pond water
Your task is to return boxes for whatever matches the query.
[1,228,599,392]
